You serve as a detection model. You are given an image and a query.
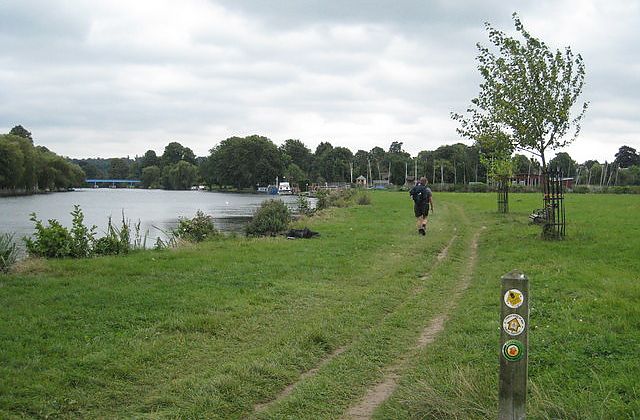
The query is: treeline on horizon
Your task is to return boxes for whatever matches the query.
[0,126,85,193]
[3,125,640,193]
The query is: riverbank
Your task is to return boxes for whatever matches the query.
[1,192,638,418]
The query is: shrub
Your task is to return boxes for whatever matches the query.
[24,214,73,258]
[69,205,96,257]
[296,195,314,216]
[468,182,488,192]
[315,190,330,210]
[174,210,218,242]
[0,232,18,273]
[245,199,291,237]
[572,186,589,194]
[355,191,372,205]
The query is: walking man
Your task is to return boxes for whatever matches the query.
[409,177,433,236]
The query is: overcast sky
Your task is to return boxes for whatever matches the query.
[1,0,638,163]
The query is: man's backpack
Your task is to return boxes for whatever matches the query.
[412,188,424,203]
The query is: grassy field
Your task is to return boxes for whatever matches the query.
[1,191,638,419]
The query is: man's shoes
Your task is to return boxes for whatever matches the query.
[418,228,426,236]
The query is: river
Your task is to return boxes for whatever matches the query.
[0,188,310,247]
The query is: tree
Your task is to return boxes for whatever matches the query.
[0,138,24,190]
[162,142,196,166]
[549,152,577,176]
[9,125,33,142]
[284,163,307,189]
[280,139,312,174]
[452,13,588,171]
[141,165,161,188]
[310,142,334,182]
[142,150,160,168]
[512,154,532,174]
[168,161,198,190]
[207,135,284,189]
[614,145,640,168]
[353,150,370,181]
[386,141,411,185]
[369,146,386,180]
[108,158,130,179]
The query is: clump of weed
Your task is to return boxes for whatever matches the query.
[0,232,18,273]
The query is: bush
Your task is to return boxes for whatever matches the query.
[245,199,291,237]
[69,205,96,257]
[0,232,18,273]
[24,214,74,258]
[315,190,330,210]
[174,210,218,242]
[296,195,314,216]
[24,206,141,258]
[468,182,488,192]
[355,191,372,205]
[572,186,589,194]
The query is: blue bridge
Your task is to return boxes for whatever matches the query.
[85,179,141,188]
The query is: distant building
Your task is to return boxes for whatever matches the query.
[355,175,367,187]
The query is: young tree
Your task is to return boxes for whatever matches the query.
[452,13,588,171]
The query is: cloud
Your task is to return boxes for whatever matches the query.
[0,0,638,164]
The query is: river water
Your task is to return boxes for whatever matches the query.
[0,189,309,247]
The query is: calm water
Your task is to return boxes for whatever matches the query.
[0,189,308,246]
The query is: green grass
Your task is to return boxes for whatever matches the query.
[1,192,639,419]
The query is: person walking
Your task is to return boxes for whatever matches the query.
[409,177,433,236]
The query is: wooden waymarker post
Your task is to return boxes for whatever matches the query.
[499,270,529,420]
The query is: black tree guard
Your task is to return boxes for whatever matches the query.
[542,170,566,239]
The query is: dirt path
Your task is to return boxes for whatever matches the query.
[251,232,459,417]
[342,228,482,420]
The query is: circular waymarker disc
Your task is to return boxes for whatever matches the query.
[502,314,526,336]
[504,289,524,309]
[502,339,524,361]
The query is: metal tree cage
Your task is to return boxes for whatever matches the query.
[542,170,566,239]
[497,178,509,214]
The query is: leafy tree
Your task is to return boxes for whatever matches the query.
[0,138,24,190]
[512,154,532,174]
[141,165,162,188]
[280,139,313,174]
[162,142,196,166]
[108,158,130,179]
[207,135,284,189]
[369,146,386,180]
[388,141,405,154]
[452,13,588,171]
[169,160,198,190]
[142,149,160,168]
[386,141,411,185]
[549,152,577,176]
[614,145,640,168]
[353,150,370,180]
[284,163,307,189]
[327,147,354,182]
[9,125,32,142]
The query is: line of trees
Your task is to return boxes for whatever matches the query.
[4,126,640,194]
[0,126,84,193]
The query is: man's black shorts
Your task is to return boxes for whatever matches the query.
[414,202,429,218]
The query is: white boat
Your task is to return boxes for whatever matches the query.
[278,182,292,195]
